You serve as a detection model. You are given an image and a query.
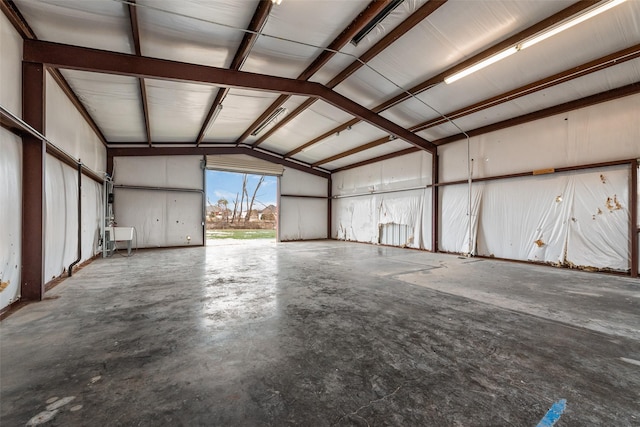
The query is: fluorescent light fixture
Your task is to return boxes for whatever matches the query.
[444,46,518,84]
[444,0,627,85]
[271,0,282,4]
[351,0,404,46]
[251,107,287,136]
[519,0,627,50]
[203,104,223,135]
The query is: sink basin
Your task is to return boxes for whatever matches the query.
[106,226,134,241]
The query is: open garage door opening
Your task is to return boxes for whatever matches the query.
[205,155,281,245]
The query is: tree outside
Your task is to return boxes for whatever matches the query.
[206,171,277,240]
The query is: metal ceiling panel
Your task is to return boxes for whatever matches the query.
[322,140,413,171]
[309,0,430,85]
[418,58,640,142]
[365,1,575,93]
[420,0,640,122]
[13,0,132,53]
[257,100,356,155]
[241,0,368,79]
[145,79,216,143]
[292,121,389,165]
[243,95,311,147]
[135,0,257,68]
[202,88,281,143]
[59,69,145,143]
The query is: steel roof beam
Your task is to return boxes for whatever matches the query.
[24,39,436,153]
[196,0,273,146]
[287,0,599,158]
[127,1,152,147]
[234,0,396,146]
[333,82,640,173]
[249,0,447,147]
[312,43,640,167]
[107,145,330,178]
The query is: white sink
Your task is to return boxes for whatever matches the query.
[106,226,134,241]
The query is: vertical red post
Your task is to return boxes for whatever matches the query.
[431,152,439,253]
[631,160,638,278]
[21,62,46,300]
[327,176,332,239]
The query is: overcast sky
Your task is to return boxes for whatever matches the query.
[205,170,277,210]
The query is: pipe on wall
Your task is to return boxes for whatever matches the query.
[67,162,82,276]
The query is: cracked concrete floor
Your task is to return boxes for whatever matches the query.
[1,240,639,426]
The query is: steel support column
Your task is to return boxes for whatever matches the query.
[21,61,46,300]
[631,159,638,278]
[327,176,332,240]
[431,152,439,253]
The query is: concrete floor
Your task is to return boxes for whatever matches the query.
[1,240,639,426]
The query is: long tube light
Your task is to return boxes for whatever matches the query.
[251,107,287,136]
[519,0,627,50]
[204,104,223,135]
[444,47,518,84]
[444,0,627,85]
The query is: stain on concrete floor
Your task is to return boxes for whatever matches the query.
[1,241,639,426]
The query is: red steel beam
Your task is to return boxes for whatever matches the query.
[235,0,395,145]
[312,43,640,167]
[196,0,273,146]
[127,1,152,146]
[250,0,447,147]
[287,0,599,157]
[1,0,108,147]
[0,0,35,39]
[24,40,436,153]
[107,145,330,178]
[631,159,638,278]
[21,62,46,301]
[333,82,640,173]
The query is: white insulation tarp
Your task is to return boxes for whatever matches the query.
[279,167,328,241]
[333,188,432,250]
[0,129,22,309]
[332,151,433,249]
[113,155,204,248]
[44,156,102,282]
[46,72,106,173]
[443,166,631,271]
[114,189,204,248]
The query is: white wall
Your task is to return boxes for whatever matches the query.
[43,71,106,282]
[0,13,23,308]
[332,151,433,250]
[46,72,107,173]
[112,156,205,247]
[43,157,103,281]
[438,95,639,271]
[439,94,640,182]
[332,95,638,272]
[279,167,328,241]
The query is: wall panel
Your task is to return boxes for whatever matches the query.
[279,166,328,241]
[0,129,22,308]
[112,156,204,248]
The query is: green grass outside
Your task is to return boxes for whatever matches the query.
[207,229,276,240]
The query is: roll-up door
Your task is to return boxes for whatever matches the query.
[206,154,284,176]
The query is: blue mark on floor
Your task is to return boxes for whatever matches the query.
[536,399,567,427]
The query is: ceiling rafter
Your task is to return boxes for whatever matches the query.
[332,82,640,173]
[311,43,640,167]
[195,0,273,147]
[107,145,330,178]
[249,0,447,148]
[234,0,396,146]
[1,0,109,148]
[23,40,436,153]
[127,0,152,147]
[287,0,600,158]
